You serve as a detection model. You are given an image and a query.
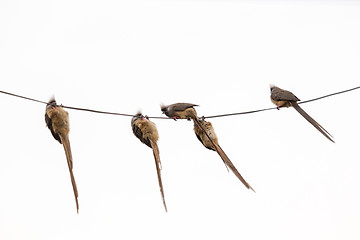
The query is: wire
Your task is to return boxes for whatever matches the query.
[60,105,170,119]
[204,86,360,119]
[204,107,276,119]
[0,90,48,105]
[60,105,135,117]
[298,86,360,104]
[0,86,359,119]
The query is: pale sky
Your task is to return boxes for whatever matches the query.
[0,1,359,239]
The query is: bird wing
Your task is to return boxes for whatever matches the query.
[172,103,199,111]
[132,120,152,148]
[271,88,300,102]
[45,112,62,144]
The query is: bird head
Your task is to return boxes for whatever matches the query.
[46,96,57,110]
[131,112,145,124]
[160,104,168,114]
[269,84,276,92]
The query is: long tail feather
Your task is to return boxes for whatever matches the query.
[215,144,255,192]
[60,134,79,213]
[150,140,167,212]
[291,102,334,143]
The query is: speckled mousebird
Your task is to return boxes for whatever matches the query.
[131,113,167,212]
[270,85,334,143]
[45,97,79,213]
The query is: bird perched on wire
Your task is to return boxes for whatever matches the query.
[131,113,167,212]
[45,97,79,213]
[161,103,199,120]
[161,103,207,137]
[194,118,254,191]
[270,85,334,143]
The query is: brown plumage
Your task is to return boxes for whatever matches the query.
[161,103,199,120]
[161,103,207,143]
[270,85,334,143]
[131,113,167,212]
[45,98,79,213]
[194,119,254,192]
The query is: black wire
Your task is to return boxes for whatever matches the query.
[60,105,135,117]
[204,107,276,119]
[60,105,170,119]
[0,86,359,119]
[0,90,48,105]
[298,86,360,105]
[204,86,360,119]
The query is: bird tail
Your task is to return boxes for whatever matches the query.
[291,102,334,143]
[60,134,79,213]
[150,139,168,212]
[192,117,254,192]
[215,144,255,192]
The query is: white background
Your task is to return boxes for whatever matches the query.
[0,1,359,239]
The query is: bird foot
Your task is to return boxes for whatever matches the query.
[144,115,149,120]
[173,116,179,121]
[277,105,281,110]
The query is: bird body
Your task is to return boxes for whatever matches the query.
[45,98,79,213]
[270,85,334,142]
[161,103,205,143]
[46,106,70,139]
[270,86,300,108]
[161,103,198,120]
[131,113,167,212]
[193,119,218,151]
[132,115,159,148]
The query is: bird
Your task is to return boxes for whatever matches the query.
[270,85,334,143]
[44,97,79,213]
[131,113,167,212]
[161,103,206,137]
[193,118,254,191]
[161,103,199,120]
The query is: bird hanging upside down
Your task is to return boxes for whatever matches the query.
[131,113,167,212]
[45,97,79,213]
